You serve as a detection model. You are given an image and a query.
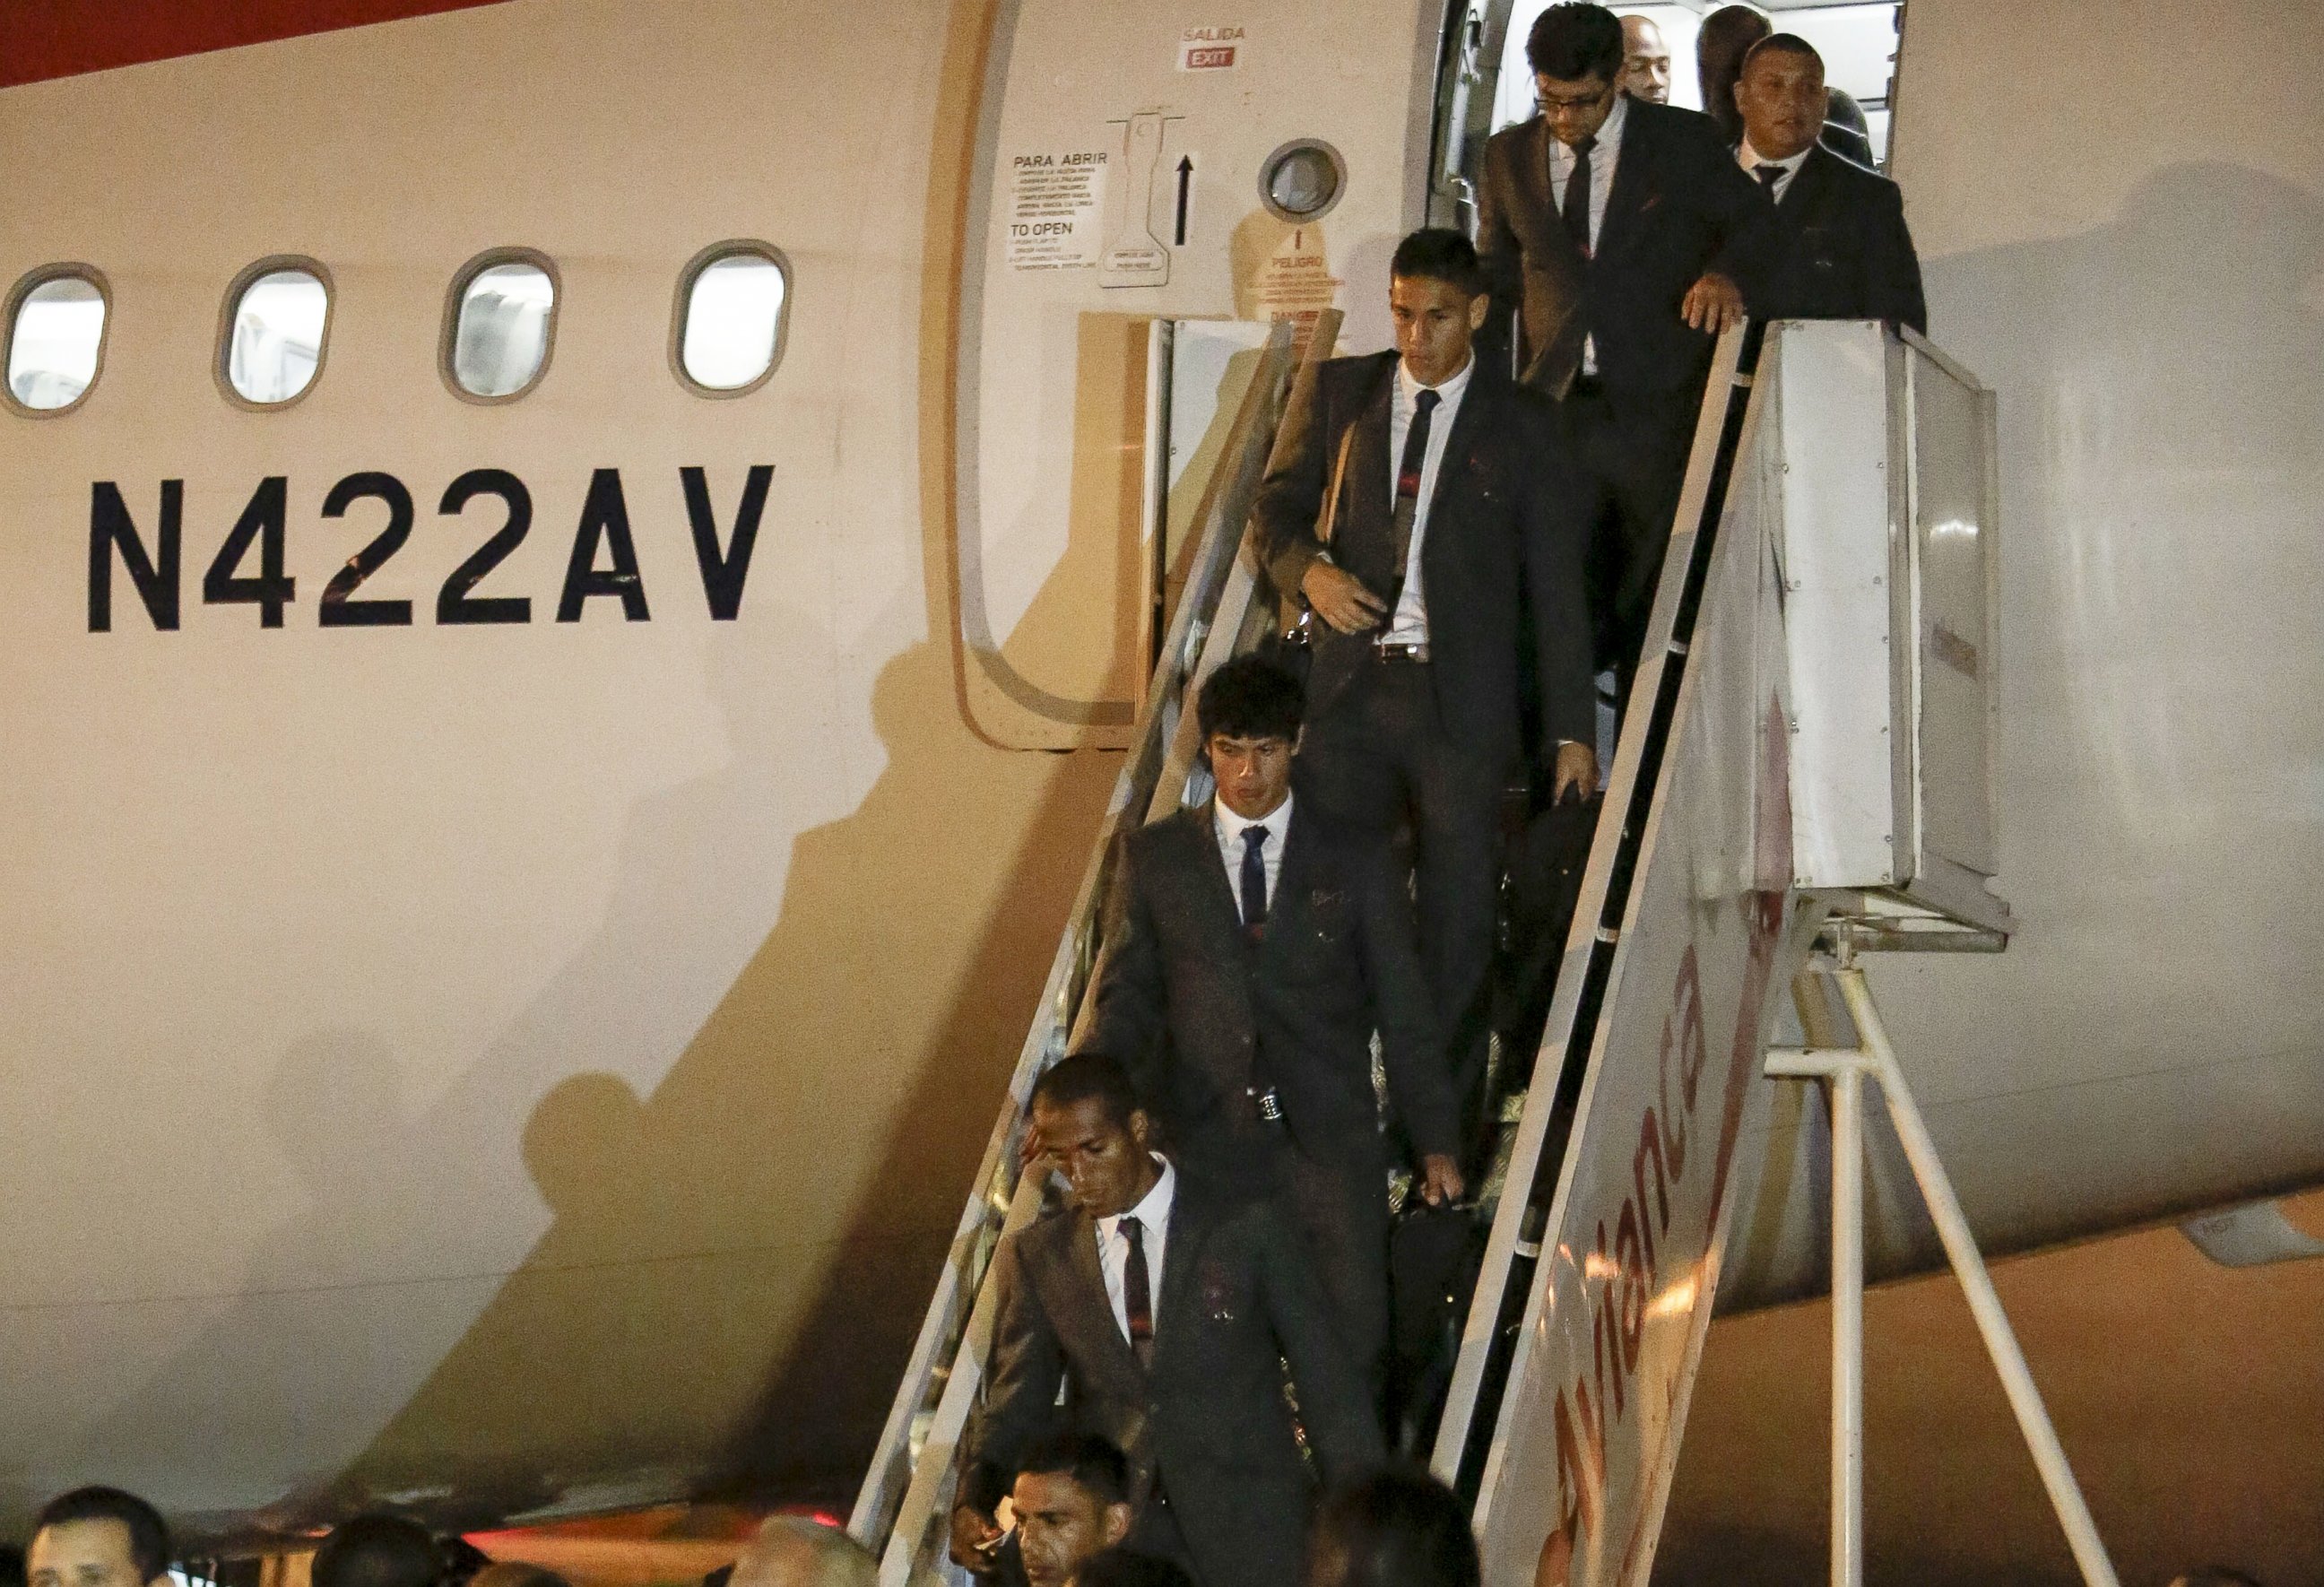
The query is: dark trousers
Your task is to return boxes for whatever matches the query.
[1296,658,1505,1175]
[1281,1146,1390,1407]
[1176,1126,1392,1418]
[1554,381,1695,684]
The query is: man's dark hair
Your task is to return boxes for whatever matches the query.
[1013,1432,1131,1508]
[1305,1467,1479,1587]
[1697,3,1773,137]
[311,1514,445,1587]
[1028,1052,1142,1132]
[1825,84,1871,142]
[1194,653,1304,743]
[1525,4,1624,82]
[31,1489,171,1585]
[1699,4,1773,60]
[1074,1549,1195,1587]
[1740,32,1823,75]
[1388,228,1486,299]
[2167,1573,2265,1587]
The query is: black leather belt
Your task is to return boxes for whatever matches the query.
[1374,641,1430,663]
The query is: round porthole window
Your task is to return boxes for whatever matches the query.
[1258,140,1347,223]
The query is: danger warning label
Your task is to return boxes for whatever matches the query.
[1007,150,1107,270]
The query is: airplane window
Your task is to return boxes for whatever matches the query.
[1259,140,1346,223]
[6,269,108,413]
[447,253,558,400]
[223,263,331,406]
[675,244,789,395]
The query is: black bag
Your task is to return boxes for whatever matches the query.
[1386,1199,1488,1453]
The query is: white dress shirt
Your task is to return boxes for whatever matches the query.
[1739,139,1811,204]
[1214,794,1294,922]
[1382,352,1475,645]
[1546,91,1629,374]
[1094,1157,1175,1347]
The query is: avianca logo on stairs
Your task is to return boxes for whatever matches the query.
[1547,886,1786,1576]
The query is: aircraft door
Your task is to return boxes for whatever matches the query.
[950,0,1455,748]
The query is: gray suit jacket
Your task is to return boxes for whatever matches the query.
[959,1175,1382,1587]
[1247,351,1596,759]
[1477,95,1773,401]
[1081,798,1455,1173]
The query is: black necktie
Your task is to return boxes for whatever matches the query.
[1563,133,1597,255]
[1119,1215,1154,1367]
[1756,163,1785,201]
[1391,386,1440,574]
[1239,825,1269,938]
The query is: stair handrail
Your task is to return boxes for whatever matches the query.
[1428,323,1760,1491]
[852,312,1334,1578]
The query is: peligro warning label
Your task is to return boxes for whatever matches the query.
[1007,151,1107,270]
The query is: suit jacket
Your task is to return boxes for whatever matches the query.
[1756,143,1928,334]
[1246,350,1595,759]
[960,1175,1383,1587]
[1081,798,1454,1170]
[1477,95,1773,401]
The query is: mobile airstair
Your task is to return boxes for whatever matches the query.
[851,317,2066,1586]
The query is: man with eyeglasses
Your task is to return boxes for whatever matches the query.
[1477,2,1771,698]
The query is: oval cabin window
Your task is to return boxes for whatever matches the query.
[447,255,558,400]
[224,263,332,405]
[676,245,789,395]
[7,270,108,413]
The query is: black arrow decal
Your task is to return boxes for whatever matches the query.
[1174,155,1193,247]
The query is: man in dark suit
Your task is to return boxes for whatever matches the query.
[1734,35,1927,333]
[1476,3,1770,685]
[955,1055,1381,1587]
[1246,230,1596,1180]
[1078,654,1464,1394]
[1695,4,1879,169]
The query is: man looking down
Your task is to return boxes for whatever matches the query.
[1249,230,1597,1181]
[956,1054,1380,1587]
[1476,3,1770,688]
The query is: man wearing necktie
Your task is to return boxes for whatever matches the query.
[957,1054,1380,1587]
[1733,35,1928,333]
[1475,3,1771,691]
[1074,655,1462,1407]
[1248,230,1597,1182]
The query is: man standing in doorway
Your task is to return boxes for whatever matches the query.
[1734,35,1926,331]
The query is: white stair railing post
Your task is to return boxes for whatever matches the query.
[1767,958,2122,1587]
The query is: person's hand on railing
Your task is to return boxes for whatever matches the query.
[1681,271,1747,334]
[1300,562,1387,635]
[950,1504,1004,1572]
